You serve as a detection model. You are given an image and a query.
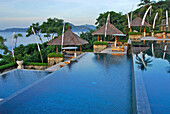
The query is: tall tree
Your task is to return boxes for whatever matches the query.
[26,23,44,44]
[14,33,23,48]
[40,18,70,39]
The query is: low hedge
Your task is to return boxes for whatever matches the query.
[0,62,17,71]
[82,49,93,52]
[23,62,48,66]
[166,31,170,33]
[154,31,165,33]
[93,41,108,45]
[128,32,142,35]
[48,53,64,58]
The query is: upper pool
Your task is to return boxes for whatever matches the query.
[0,53,133,113]
[133,42,170,113]
[0,69,50,99]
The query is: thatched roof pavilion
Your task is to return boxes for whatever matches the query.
[92,22,123,42]
[48,27,88,52]
[130,17,151,27]
[92,23,123,36]
[129,16,151,33]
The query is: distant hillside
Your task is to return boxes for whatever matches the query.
[0,28,28,32]
[0,24,96,33]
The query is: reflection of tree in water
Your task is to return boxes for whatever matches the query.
[135,53,153,71]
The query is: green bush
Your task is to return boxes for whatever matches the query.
[154,31,165,33]
[48,52,64,58]
[93,41,108,45]
[128,32,142,35]
[23,62,48,66]
[0,63,17,71]
[166,31,170,33]
[82,49,93,52]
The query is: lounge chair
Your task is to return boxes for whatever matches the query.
[111,45,124,52]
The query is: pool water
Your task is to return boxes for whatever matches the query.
[0,53,133,113]
[133,42,170,113]
[0,70,50,98]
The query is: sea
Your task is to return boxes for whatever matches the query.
[0,32,81,55]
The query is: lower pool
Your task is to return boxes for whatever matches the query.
[0,69,50,99]
[133,42,170,113]
[0,53,133,113]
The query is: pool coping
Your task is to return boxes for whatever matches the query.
[0,53,88,106]
[132,53,152,114]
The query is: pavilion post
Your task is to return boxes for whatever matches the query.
[144,26,146,37]
[101,36,102,42]
[80,45,82,53]
[130,27,132,32]
[115,35,117,47]
[56,45,58,53]
[74,45,77,57]
[98,35,99,41]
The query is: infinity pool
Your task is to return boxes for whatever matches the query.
[0,53,133,113]
[133,42,170,113]
[0,70,50,99]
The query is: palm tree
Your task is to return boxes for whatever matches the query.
[138,0,153,8]
[135,53,153,71]
[14,33,23,48]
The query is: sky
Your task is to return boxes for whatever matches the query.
[0,0,159,29]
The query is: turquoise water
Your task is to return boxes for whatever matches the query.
[0,53,132,113]
[0,70,50,98]
[133,42,170,113]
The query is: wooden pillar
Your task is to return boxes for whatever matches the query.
[98,35,99,41]
[115,35,117,47]
[56,45,58,53]
[130,27,132,32]
[144,27,146,32]
[75,45,76,53]
[144,26,146,37]
[80,45,82,52]
[101,36,102,41]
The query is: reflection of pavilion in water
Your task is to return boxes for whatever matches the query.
[132,42,170,62]
[93,53,131,69]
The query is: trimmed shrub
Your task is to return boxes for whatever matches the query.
[93,41,108,45]
[0,63,17,71]
[48,53,64,58]
[128,32,142,35]
[82,49,93,52]
[23,62,48,66]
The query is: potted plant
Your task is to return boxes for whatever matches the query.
[16,54,23,69]
[151,30,154,37]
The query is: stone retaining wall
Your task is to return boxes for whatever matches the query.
[93,45,107,53]
[24,65,48,70]
[48,57,63,66]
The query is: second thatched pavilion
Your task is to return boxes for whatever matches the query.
[47,27,89,54]
[91,20,124,44]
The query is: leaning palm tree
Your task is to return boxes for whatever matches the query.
[14,33,23,48]
[135,53,153,71]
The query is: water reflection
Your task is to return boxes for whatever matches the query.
[135,53,153,71]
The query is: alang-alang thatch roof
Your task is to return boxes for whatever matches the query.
[130,17,151,27]
[47,28,88,46]
[92,23,123,36]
